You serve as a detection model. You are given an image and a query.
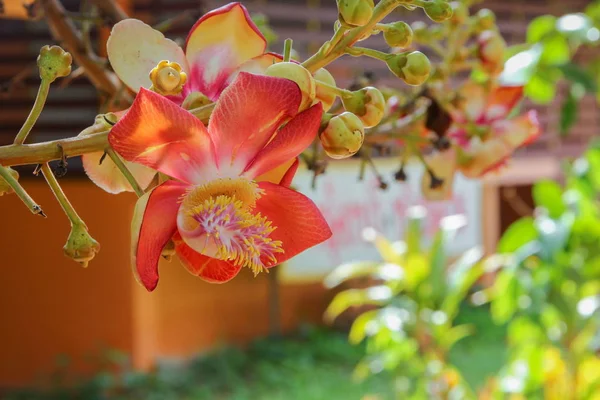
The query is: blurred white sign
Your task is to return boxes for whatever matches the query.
[281,158,482,283]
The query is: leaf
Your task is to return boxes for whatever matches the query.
[532,180,566,218]
[348,309,379,344]
[556,13,594,42]
[323,261,403,288]
[527,15,557,43]
[559,63,598,93]
[440,324,474,350]
[507,316,544,346]
[491,270,520,324]
[524,73,556,104]
[498,217,538,253]
[500,45,542,86]
[560,88,578,136]
[442,247,485,318]
[323,286,393,323]
[405,206,426,254]
[540,34,571,65]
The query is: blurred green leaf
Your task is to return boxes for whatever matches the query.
[324,286,393,323]
[349,310,379,345]
[405,206,426,254]
[507,316,544,346]
[560,89,578,136]
[559,63,598,93]
[532,180,566,218]
[442,247,485,318]
[501,45,542,86]
[324,261,403,289]
[498,217,538,253]
[403,254,430,290]
[556,13,594,42]
[491,270,521,324]
[527,15,557,43]
[540,34,570,65]
[524,73,556,104]
[440,324,474,350]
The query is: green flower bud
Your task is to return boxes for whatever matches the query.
[320,112,365,159]
[383,21,413,48]
[182,92,212,110]
[342,86,385,128]
[337,0,374,28]
[475,9,496,31]
[0,167,19,196]
[449,1,468,25]
[37,45,72,82]
[411,21,430,42]
[63,223,100,268]
[313,68,337,112]
[423,0,453,23]
[387,51,431,86]
[266,62,316,111]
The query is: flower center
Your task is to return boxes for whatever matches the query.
[177,178,283,274]
[149,60,187,96]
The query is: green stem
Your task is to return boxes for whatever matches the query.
[302,0,405,72]
[315,80,353,99]
[0,165,45,216]
[41,163,83,224]
[14,79,51,145]
[345,46,390,61]
[283,38,293,62]
[105,148,144,197]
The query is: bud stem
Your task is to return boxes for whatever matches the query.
[105,147,144,197]
[315,80,353,99]
[14,78,51,145]
[0,165,45,217]
[345,46,390,62]
[41,163,83,224]
[283,38,293,62]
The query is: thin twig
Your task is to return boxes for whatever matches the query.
[14,79,50,145]
[0,165,45,217]
[40,163,83,224]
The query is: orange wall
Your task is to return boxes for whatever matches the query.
[0,180,329,386]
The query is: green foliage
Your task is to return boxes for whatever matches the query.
[324,208,486,398]
[488,145,600,398]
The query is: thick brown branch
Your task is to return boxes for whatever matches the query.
[40,0,118,95]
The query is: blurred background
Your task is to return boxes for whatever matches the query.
[0,0,599,399]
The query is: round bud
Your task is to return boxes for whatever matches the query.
[478,30,506,74]
[266,62,316,111]
[0,167,19,196]
[449,1,468,25]
[63,223,101,268]
[182,92,211,110]
[319,112,365,159]
[383,21,413,48]
[337,0,375,28]
[424,0,453,23]
[476,9,496,31]
[342,86,385,128]
[387,51,431,86]
[149,60,187,96]
[313,68,337,112]
[37,45,72,82]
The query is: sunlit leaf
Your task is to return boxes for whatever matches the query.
[527,15,557,43]
[500,45,542,86]
[532,180,566,218]
[349,309,379,345]
[559,89,578,136]
[324,261,403,289]
[540,34,570,65]
[324,286,393,323]
[405,206,426,254]
[498,217,538,253]
[524,73,556,104]
[556,13,594,42]
[439,324,474,350]
[491,270,521,324]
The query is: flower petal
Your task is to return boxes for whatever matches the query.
[173,235,242,283]
[485,85,524,121]
[107,19,188,93]
[131,181,188,291]
[208,72,302,173]
[109,87,217,185]
[243,104,322,179]
[459,111,540,178]
[257,158,299,188]
[255,182,332,265]
[227,52,283,84]
[456,83,487,122]
[184,3,266,100]
[82,152,156,194]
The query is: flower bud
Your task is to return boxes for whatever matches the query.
[475,9,496,31]
[449,1,468,25]
[313,68,337,112]
[149,60,187,96]
[383,21,413,48]
[37,45,72,82]
[342,87,385,128]
[0,167,19,196]
[266,62,316,111]
[477,30,506,74]
[337,0,374,28]
[319,112,365,159]
[63,223,101,268]
[423,0,453,23]
[182,92,211,110]
[387,51,431,86]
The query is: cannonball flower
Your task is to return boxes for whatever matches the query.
[449,83,540,178]
[109,72,332,291]
[85,2,282,194]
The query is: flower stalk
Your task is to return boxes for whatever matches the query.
[105,148,144,197]
[0,165,45,216]
[14,79,50,145]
